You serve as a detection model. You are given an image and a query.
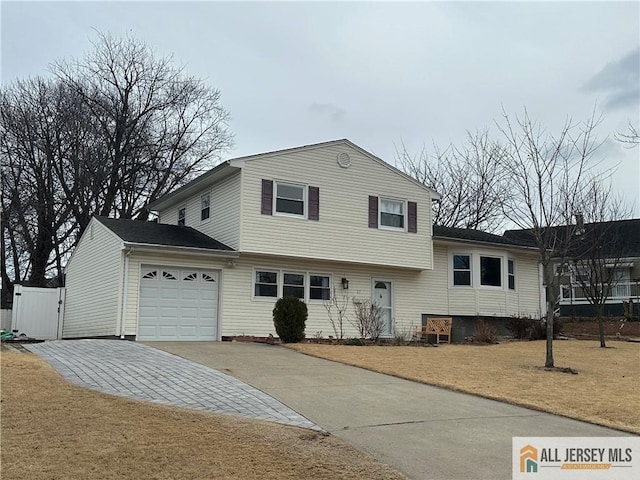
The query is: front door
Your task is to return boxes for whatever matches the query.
[373,280,393,337]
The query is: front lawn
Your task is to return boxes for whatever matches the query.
[288,340,639,434]
[0,350,406,480]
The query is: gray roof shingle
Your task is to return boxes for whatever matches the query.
[95,217,235,252]
[433,225,535,248]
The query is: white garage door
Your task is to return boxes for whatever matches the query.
[138,266,219,341]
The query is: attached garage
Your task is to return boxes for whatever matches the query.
[138,266,220,341]
[62,217,237,340]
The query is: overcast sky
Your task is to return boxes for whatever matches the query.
[2,1,639,218]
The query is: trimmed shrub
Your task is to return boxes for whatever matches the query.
[507,316,563,340]
[343,337,367,346]
[273,296,308,343]
[474,318,498,343]
[506,317,533,339]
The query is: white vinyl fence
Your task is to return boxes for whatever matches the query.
[11,286,65,340]
[1,309,11,331]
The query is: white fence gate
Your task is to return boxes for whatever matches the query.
[11,286,65,340]
[1,309,11,331]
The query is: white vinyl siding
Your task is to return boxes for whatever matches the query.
[112,245,540,340]
[157,172,241,250]
[218,254,430,338]
[239,143,433,270]
[62,219,123,337]
[441,244,541,318]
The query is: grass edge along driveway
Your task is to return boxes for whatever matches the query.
[0,350,407,480]
[288,339,639,435]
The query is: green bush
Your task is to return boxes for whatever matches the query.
[273,296,308,343]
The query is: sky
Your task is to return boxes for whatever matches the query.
[2,0,639,218]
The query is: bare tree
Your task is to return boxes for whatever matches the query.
[499,107,605,368]
[1,32,234,307]
[0,78,76,290]
[397,130,509,232]
[351,298,384,342]
[323,284,349,340]
[52,32,234,228]
[565,181,631,347]
[615,121,639,148]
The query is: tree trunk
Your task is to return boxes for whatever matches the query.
[545,306,555,368]
[597,304,606,348]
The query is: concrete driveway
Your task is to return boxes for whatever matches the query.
[147,341,631,480]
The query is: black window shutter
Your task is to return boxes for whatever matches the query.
[408,201,417,233]
[261,179,273,215]
[308,186,319,221]
[368,196,378,228]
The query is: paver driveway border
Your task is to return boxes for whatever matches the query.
[23,339,320,430]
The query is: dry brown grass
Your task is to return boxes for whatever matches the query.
[0,350,406,480]
[288,340,640,434]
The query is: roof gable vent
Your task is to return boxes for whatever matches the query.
[337,152,351,168]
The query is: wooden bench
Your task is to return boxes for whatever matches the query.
[413,317,453,344]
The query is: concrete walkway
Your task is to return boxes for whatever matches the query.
[148,341,633,480]
[24,340,319,430]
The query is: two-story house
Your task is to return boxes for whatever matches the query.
[62,139,542,342]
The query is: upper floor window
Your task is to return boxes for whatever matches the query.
[261,180,319,220]
[480,256,502,287]
[368,196,417,232]
[453,254,471,286]
[380,198,405,229]
[275,182,305,217]
[178,207,186,226]
[201,193,210,221]
[508,259,516,290]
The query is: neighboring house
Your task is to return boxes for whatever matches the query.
[505,218,640,318]
[63,139,542,342]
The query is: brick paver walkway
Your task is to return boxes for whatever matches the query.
[25,340,319,430]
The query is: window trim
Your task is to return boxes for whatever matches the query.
[177,206,186,226]
[200,193,211,223]
[253,269,279,300]
[273,181,307,219]
[308,273,332,303]
[452,253,473,287]
[508,258,516,291]
[282,271,306,300]
[251,269,334,303]
[378,197,407,232]
[479,255,503,288]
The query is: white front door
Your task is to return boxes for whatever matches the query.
[373,280,393,337]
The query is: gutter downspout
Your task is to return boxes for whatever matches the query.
[120,247,133,339]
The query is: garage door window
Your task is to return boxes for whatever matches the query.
[202,273,216,282]
[183,272,197,281]
[162,271,177,280]
[143,270,158,279]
